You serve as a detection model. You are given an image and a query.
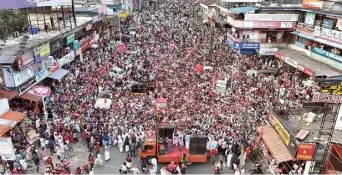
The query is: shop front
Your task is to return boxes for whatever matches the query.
[0,98,26,137]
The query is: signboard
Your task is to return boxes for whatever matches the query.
[313,26,342,44]
[32,86,51,96]
[1,68,15,88]
[66,34,75,45]
[50,39,61,52]
[321,82,342,95]
[58,52,75,67]
[0,137,15,161]
[36,0,72,6]
[312,93,342,104]
[252,21,293,29]
[0,98,10,116]
[285,57,298,69]
[12,67,35,87]
[322,18,334,29]
[294,41,306,49]
[335,105,342,130]
[259,48,278,55]
[296,143,316,161]
[244,14,299,22]
[304,12,316,25]
[156,98,167,108]
[296,22,314,35]
[18,78,36,95]
[85,24,92,31]
[268,112,291,145]
[34,43,50,62]
[312,47,342,63]
[18,51,35,71]
[337,18,342,31]
[303,0,323,9]
[35,69,49,83]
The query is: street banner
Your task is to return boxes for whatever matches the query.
[156,98,167,108]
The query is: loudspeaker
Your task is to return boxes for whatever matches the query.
[165,127,174,139]
[197,135,207,154]
[158,127,166,137]
[189,137,199,155]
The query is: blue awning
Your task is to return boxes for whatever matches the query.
[291,31,342,50]
[48,68,69,81]
[228,6,258,14]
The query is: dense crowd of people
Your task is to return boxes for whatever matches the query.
[3,0,320,174]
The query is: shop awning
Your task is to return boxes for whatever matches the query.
[0,124,11,136]
[48,68,69,81]
[1,111,26,123]
[0,118,16,127]
[277,49,342,77]
[258,125,294,164]
[20,92,42,102]
[0,89,18,100]
[228,6,258,14]
[291,31,342,50]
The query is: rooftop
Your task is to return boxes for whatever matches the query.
[273,107,342,144]
[0,17,91,59]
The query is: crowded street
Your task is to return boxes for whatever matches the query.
[0,0,327,174]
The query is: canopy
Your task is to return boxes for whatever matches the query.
[228,6,258,14]
[0,125,11,136]
[257,125,294,164]
[0,89,18,100]
[1,111,26,123]
[276,49,342,77]
[48,68,69,81]
[20,92,42,102]
[291,31,342,50]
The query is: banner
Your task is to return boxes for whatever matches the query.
[244,14,299,21]
[0,0,72,10]
[36,0,72,7]
[156,98,167,108]
[32,86,51,96]
[66,34,75,45]
[268,112,291,145]
[34,43,50,62]
[18,51,35,71]
[304,12,316,25]
[312,47,342,63]
[303,0,323,9]
[0,137,15,160]
[296,143,316,161]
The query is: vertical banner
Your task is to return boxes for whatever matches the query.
[0,137,16,160]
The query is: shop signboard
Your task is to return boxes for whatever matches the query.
[12,66,35,87]
[35,69,49,83]
[66,34,75,45]
[259,48,278,55]
[297,64,305,72]
[296,143,316,161]
[36,0,72,7]
[58,52,75,67]
[303,0,323,9]
[304,67,315,77]
[312,93,342,104]
[252,21,293,29]
[34,43,50,62]
[18,78,37,95]
[268,112,291,146]
[304,12,316,25]
[85,24,92,31]
[233,42,260,49]
[313,26,342,44]
[18,51,35,71]
[50,39,61,53]
[321,82,342,95]
[322,18,334,29]
[0,137,15,161]
[312,47,342,63]
[285,57,298,69]
[294,41,306,49]
[1,68,15,88]
[244,14,299,22]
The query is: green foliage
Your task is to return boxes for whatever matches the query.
[0,10,29,39]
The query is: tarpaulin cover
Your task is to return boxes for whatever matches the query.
[257,125,294,164]
[48,68,69,81]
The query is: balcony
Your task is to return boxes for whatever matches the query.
[227,32,287,44]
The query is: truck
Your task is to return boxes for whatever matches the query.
[139,126,208,164]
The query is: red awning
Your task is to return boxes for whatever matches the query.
[257,125,294,164]
[0,89,18,100]
[1,111,26,123]
[0,124,11,136]
[20,92,42,102]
